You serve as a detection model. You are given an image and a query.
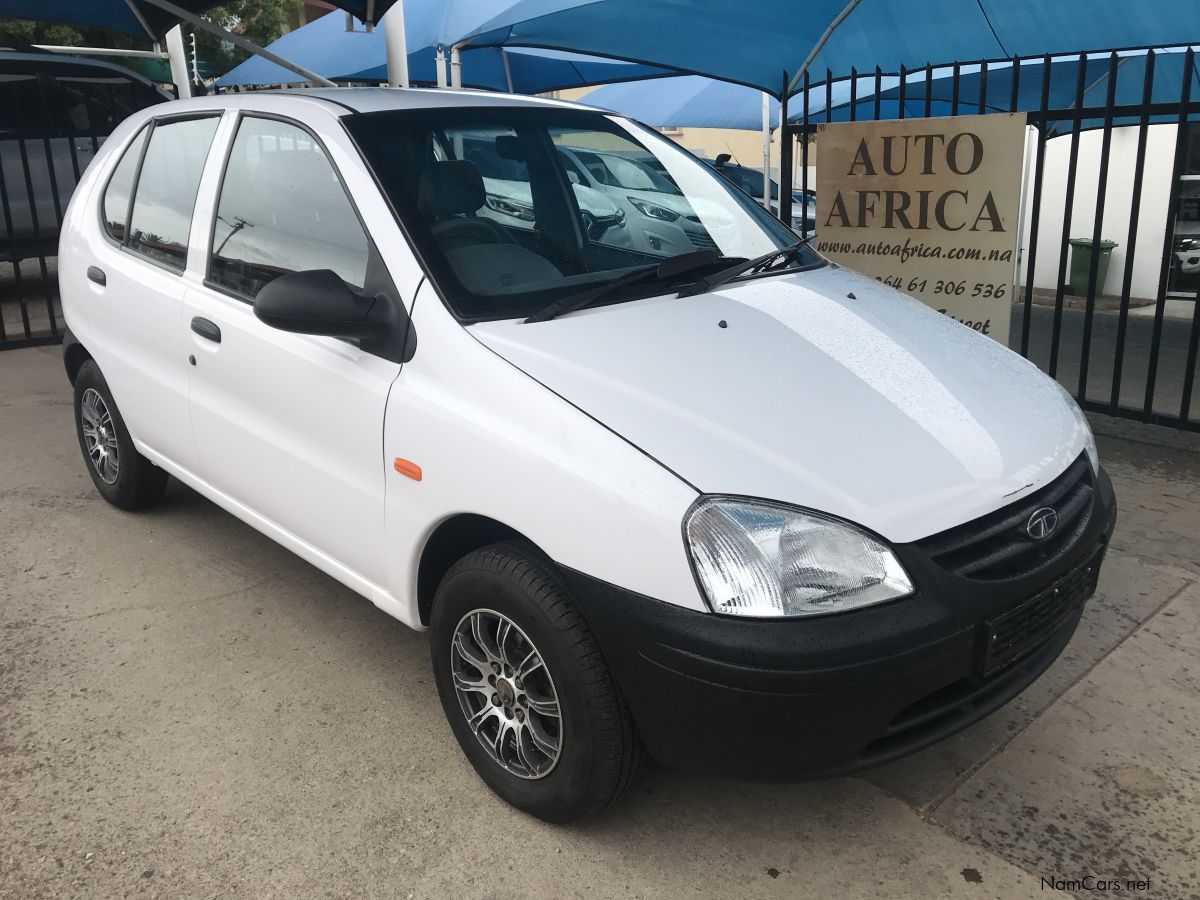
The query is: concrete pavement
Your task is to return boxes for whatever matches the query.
[2,345,1199,899]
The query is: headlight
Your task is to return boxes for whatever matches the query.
[485,194,535,221]
[1053,381,1099,473]
[627,196,680,222]
[684,498,913,618]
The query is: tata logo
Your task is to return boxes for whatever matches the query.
[1026,507,1059,540]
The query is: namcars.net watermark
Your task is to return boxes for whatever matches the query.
[1041,876,1153,892]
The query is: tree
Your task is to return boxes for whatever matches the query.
[1,1,301,80]
[194,0,299,76]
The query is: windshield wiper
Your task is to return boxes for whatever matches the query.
[525,249,737,323]
[676,238,812,299]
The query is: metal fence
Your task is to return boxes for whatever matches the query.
[781,48,1200,432]
[1,122,111,350]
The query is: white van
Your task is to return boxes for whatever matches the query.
[57,89,1116,822]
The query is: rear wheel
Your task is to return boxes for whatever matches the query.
[431,542,642,822]
[73,360,168,510]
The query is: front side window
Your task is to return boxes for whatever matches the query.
[126,116,220,270]
[102,126,148,242]
[209,116,370,299]
[346,107,818,322]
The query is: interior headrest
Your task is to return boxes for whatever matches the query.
[419,160,486,220]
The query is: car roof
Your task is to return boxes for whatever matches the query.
[264,86,590,115]
[0,48,166,94]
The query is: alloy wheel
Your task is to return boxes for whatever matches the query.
[80,388,120,485]
[450,609,562,779]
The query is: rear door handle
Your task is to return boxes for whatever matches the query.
[190,316,222,343]
[87,266,106,286]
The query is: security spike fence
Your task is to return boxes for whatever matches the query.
[781,48,1200,433]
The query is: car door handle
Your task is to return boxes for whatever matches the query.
[190,316,222,343]
[86,266,106,286]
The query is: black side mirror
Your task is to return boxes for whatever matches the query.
[254,269,415,363]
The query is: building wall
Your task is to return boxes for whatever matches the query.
[1020,124,1177,300]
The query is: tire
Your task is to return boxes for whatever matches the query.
[431,542,643,822]
[73,360,168,510]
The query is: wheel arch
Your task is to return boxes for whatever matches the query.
[62,330,94,384]
[417,513,541,626]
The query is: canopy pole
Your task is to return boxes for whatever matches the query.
[123,0,157,39]
[165,25,192,98]
[383,2,409,88]
[451,42,465,88]
[787,0,861,95]
[134,0,337,87]
[779,71,793,226]
[761,92,771,208]
[33,45,167,59]
[502,49,515,93]
[436,44,448,87]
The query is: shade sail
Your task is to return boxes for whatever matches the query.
[584,76,778,130]
[216,8,669,91]
[583,49,1200,136]
[464,0,1200,96]
[0,0,400,38]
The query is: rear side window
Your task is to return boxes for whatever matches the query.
[208,116,369,299]
[126,116,220,271]
[102,126,148,242]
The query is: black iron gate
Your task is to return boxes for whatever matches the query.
[781,48,1200,432]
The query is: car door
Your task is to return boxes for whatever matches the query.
[85,113,222,473]
[183,113,401,588]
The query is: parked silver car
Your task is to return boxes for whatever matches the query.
[0,49,167,261]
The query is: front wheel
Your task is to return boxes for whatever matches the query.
[431,543,642,822]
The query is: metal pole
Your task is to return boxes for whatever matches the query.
[383,2,409,88]
[32,44,167,59]
[761,91,771,208]
[165,25,192,98]
[786,0,862,95]
[134,0,337,87]
[451,44,464,88]
[779,72,793,227]
[436,44,448,87]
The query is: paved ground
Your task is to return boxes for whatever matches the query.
[2,345,1199,900]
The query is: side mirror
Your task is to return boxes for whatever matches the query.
[253,269,416,363]
[254,269,387,340]
[567,170,582,185]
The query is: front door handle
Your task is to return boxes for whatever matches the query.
[86,266,106,286]
[190,316,222,343]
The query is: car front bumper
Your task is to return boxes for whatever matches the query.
[563,467,1117,781]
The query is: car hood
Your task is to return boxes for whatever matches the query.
[468,267,1089,543]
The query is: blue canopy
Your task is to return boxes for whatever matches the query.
[217,6,669,91]
[583,49,1200,135]
[0,0,400,38]
[584,76,778,130]
[464,0,1200,97]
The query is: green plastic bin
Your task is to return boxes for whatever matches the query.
[1067,238,1118,295]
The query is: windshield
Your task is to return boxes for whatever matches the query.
[345,107,821,322]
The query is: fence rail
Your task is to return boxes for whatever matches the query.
[781,48,1200,432]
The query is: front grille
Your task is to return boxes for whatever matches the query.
[687,231,717,249]
[917,455,1094,580]
[981,545,1102,675]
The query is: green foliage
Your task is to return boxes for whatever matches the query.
[0,18,143,51]
[195,0,299,75]
[1,2,301,80]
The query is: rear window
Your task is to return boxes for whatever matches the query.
[124,116,220,270]
[101,126,149,242]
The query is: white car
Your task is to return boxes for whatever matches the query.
[58,88,1116,823]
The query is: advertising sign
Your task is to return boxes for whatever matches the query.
[814,113,1026,344]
